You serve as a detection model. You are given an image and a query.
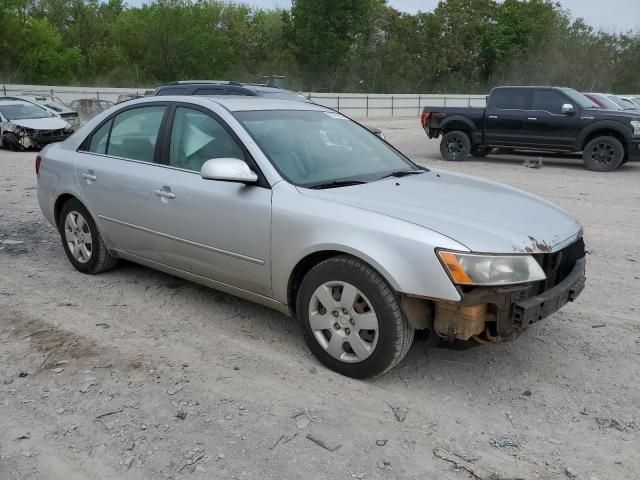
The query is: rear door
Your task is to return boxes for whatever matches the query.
[523,89,580,149]
[484,88,530,146]
[147,104,273,296]
[75,103,168,260]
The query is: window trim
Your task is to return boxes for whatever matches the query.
[78,102,170,164]
[158,102,270,188]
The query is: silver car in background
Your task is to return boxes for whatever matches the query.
[37,96,586,378]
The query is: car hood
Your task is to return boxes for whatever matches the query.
[299,170,582,253]
[589,109,640,121]
[9,117,69,130]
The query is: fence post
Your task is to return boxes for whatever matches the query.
[2,85,6,96]
[444,96,447,107]
[96,90,100,101]
[337,95,340,112]
[391,96,394,117]
[418,94,421,115]
[366,95,369,117]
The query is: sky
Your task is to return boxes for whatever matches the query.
[234,0,640,32]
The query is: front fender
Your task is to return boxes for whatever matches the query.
[270,183,466,306]
[575,120,631,150]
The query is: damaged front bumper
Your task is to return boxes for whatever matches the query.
[3,124,72,150]
[435,256,586,341]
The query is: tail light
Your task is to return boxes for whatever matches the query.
[35,155,42,176]
[420,111,430,127]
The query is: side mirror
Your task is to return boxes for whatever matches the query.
[200,158,258,183]
[561,103,575,115]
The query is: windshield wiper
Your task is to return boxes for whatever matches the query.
[308,180,368,190]
[377,169,425,180]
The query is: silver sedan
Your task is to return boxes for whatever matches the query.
[37,96,586,378]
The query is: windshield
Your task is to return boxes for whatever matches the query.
[589,94,623,110]
[561,89,599,109]
[0,104,50,120]
[234,110,421,188]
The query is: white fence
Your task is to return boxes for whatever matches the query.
[1,83,488,119]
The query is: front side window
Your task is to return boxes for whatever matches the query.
[532,90,568,114]
[89,106,166,162]
[235,110,420,187]
[169,107,245,172]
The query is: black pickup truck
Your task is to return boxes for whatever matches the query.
[421,86,640,171]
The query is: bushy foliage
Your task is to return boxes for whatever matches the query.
[1,0,638,93]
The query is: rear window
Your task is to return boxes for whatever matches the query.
[490,89,528,110]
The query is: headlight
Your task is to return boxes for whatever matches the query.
[631,120,640,136]
[438,250,546,286]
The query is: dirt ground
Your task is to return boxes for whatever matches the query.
[1,117,639,480]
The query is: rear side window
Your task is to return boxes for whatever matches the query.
[532,90,568,114]
[156,87,185,96]
[490,89,528,110]
[194,87,228,95]
[86,106,166,162]
[88,119,112,154]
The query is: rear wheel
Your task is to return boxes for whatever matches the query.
[440,130,471,161]
[296,255,414,378]
[59,198,118,274]
[582,136,624,172]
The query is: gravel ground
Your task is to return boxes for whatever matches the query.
[1,117,639,480]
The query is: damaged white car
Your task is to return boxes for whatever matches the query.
[0,99,74,151]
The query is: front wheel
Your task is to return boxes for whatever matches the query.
[296,255,414,378]
[440,130,471,161]
[582,136,624,172]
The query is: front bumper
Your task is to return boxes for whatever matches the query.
[627,139,640,162]
[458,256,586,338]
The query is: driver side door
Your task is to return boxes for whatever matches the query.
[148,104,273,296]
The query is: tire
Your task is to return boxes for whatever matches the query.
[2,133,22,151]
[582,136,624,172]
[296,255,414,378]
[58,198,118,274]
[471,146,491,158]
[440,130,471,161]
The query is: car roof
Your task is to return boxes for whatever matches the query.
[133,95,328,112]
[203,96,327,112]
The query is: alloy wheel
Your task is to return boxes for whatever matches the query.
[590,142,615,166]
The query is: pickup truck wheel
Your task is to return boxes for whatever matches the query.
[471,146,491,158]
[582,136,624,172]
[440,131,471,161]
[59,198,118,274]
[296,255,414,378]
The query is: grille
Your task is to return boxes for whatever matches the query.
[533,237,585,292]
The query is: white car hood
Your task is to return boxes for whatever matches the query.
[10,117,69,130]
[299,170,583,254]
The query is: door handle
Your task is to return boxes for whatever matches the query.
[81,172,97,181]
[154,188,176,199]
[527,117,538,121]
[488,115,498,119]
